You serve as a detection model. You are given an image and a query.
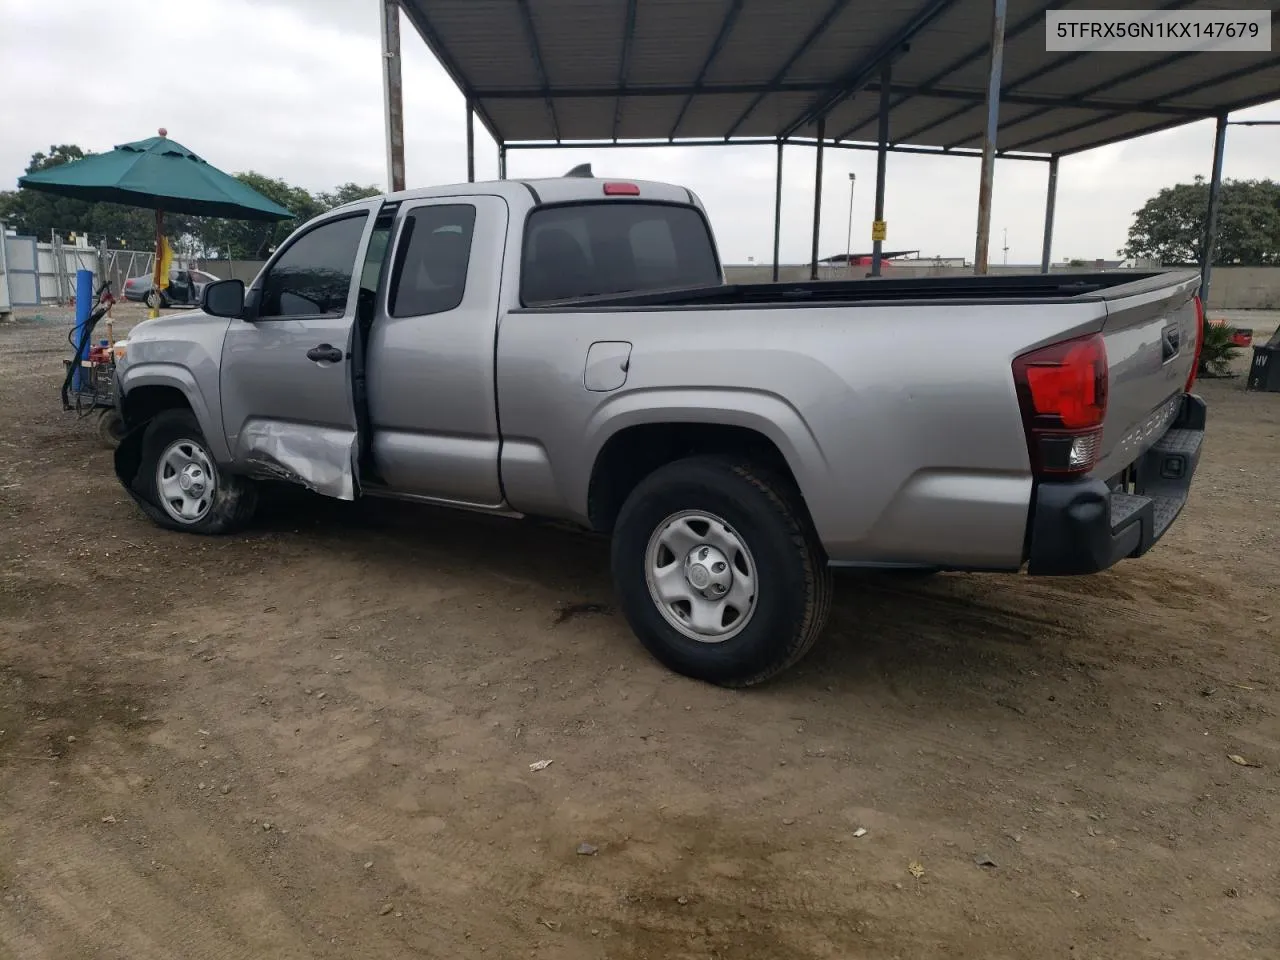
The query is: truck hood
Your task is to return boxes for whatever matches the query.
[126,310,224,342]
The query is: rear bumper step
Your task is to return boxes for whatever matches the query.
[1026,394,1205,576]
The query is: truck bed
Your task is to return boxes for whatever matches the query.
[514,271,1182,311]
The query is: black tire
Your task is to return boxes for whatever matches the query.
[134,409,257,534]
[97,408,126,449]
[610,456,832,687]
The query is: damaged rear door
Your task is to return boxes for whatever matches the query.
[219,200,384,499]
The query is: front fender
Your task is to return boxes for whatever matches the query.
[117,363,229,462]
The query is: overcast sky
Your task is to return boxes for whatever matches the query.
[2,0,1277,264]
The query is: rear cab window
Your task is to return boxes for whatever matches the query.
[520,202,720,305]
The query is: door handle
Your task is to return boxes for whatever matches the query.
[306,344,344,363]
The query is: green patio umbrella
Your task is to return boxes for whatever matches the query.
[19,129,293,314]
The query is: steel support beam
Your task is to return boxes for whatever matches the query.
[613,0,638,140]
[726,0,854,140]
[1040,155,1058,273]
[973,0,1006,275]
[835,0,1059,141]
[400,1,503,145]
[930,0,1198,149]
[781,0,960,139]
[516,0,561,141]
[466,102,476,182]
[1200,114,1228,308]
[669,0,745,139]
[498,144,507,180]
[773,140,784,282]
[1055,85,1280,157]
[380,0,406,192]
[1008,54,1279,153]
[810,118,826,280]
[871,63,891,277]
[502,137,1050,162]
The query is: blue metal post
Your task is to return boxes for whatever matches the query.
[72,268,93,391]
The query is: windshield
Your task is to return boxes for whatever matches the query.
[521,201,721,305]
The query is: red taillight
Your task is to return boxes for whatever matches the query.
[1012,332,1108,477]
[1186,295,1205,392]
[603,182,640,196]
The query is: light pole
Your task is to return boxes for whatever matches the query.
[845,173,857,277]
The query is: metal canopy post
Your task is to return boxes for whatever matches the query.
[871,61,891,277]
[466,102,476,182]
[1200,113,1228,308]
[1040,154,1058,273]
[973,0,1007,274]
[810,118,826,281]
[773,140,784,282]
[498,143,507,180]
[379,0,406,192]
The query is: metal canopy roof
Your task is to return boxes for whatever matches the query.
[402,0,1280,157]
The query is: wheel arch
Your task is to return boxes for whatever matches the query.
[118,364,228,462]
[584,393,827,534]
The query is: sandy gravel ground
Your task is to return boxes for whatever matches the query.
[1,304,1277,959]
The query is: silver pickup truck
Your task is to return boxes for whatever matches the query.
[111,175,1207,686]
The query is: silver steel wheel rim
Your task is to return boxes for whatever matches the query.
[156,438,216,524]
[644,509,758,643]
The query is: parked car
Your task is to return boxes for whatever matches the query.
[122,268,220,307]
[108,176,1207,687]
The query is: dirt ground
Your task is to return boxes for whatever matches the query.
[1,304,1277,960]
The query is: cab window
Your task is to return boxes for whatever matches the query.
[259,213,369,318]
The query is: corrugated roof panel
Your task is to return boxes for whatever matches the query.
[483,100,558,142]
[705,0,834,85]
[426,0,542,89]
[552,97,619,140]
[628,0,735,85]
[1173,62,1280,108]
[840,95,967,144]
[980,107,1142,151]
[616,95,688,139]
[734,91,832,137]
[891,99,1093,149]
[1104,52,1278,104]
[1029,112,1196,156]
[529,0,629,86]
[672,92,762,139]
[404,0,1279,153]
[783,0,910,81]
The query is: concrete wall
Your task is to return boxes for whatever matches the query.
[722,263,1280,311]
[1203,267,1280,310]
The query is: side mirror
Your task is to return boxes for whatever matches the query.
[203,278,245,318]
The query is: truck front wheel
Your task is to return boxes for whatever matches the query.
[134,410,257,535]
[610,456,832,687]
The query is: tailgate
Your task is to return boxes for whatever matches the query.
[1092,271,1200,480]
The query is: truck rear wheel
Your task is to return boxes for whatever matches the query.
[610,456,832,687]
[134,410,257,535]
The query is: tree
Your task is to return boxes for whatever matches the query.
[1121,177,1280,265]
[191,172,324,259]
[317,182,382,209]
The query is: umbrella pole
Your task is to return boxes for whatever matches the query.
[150,209,163,319]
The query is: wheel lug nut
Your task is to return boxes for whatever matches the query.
[712,562,726,573]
